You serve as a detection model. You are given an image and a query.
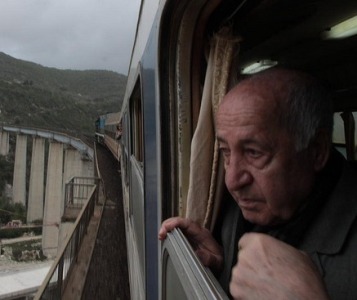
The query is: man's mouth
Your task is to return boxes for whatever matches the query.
[236,197,262,210]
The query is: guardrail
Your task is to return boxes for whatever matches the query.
[65,177,100,209]
[34,178,100,299]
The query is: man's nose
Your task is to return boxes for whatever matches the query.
[225,158,253,191]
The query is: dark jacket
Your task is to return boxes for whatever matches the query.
[218,151,357,299]
[300,160,357,299]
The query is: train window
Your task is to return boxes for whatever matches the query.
[130,81,144,165]
[128,78,146,285]
[161,229,228,300]
[163,257,187,300]
[183,0,357,225]
[333,111,357,160]
[122,112,130,187]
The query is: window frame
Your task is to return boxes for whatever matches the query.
[161,228,229,300]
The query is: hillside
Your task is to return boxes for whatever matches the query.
[0,52,126,134]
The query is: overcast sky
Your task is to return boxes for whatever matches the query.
[0,0,141,74]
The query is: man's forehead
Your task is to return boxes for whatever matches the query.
[223,68,302,103]
[216,88,285,137]
[220,84,278,113]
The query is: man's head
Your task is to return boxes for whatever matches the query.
[216,68,333,226]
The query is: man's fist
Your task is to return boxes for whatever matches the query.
[230,233,330,300]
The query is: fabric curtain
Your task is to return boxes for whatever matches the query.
[186,28,240,229]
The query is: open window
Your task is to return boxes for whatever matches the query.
[162,229,228,300]
[128,78,145,284]
[130,80,144,166]
[333,111,357,161]
[161,0,357,297]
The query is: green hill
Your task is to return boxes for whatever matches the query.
[0,52,126,134]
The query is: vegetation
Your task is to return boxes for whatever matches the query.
[0,155,13,194]
[0,52,126,226]
[0,226,42,239]
[0,51,126,134]
[0,197,26,225]
[7,240,46,262]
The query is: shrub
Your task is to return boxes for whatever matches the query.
[0,226,42,238]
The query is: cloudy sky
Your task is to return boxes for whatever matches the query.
[0,0,141,74]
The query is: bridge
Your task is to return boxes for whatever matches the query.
[0,125,129,299]
[0,126,95,258]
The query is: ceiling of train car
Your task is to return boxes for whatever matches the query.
[212,0,357,97]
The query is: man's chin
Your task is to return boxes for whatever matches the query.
[241,209,274,226]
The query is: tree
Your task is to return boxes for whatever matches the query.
[0,155,13,195]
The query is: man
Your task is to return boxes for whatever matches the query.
[159,68,357,299]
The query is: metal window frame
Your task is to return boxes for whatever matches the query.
[161,228,228,300]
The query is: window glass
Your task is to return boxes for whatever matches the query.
[333,112,357,159]
[130,81,143,164]
[161,229,229,300]
[163,255,187,300]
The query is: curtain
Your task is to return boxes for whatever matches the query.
[186,28,240,229]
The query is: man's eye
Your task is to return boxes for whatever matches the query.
[220,148,230,157]
[245,148,262,158]
[221,148,229,155]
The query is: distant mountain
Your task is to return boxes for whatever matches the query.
[0,52,126,134]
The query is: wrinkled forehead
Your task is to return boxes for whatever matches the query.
[218,81,283,120]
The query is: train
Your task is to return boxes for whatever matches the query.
[95,112,121,161]
[95,0,357,299]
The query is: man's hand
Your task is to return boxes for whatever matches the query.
[159,217,223,273]
[230,233,330,300]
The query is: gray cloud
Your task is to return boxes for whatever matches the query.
[0,0,140,74]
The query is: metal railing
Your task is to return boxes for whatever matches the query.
[35,177,101,299]
[65,177,100,208]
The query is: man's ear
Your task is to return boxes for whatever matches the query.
[311,129,330,171]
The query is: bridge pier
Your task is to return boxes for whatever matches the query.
[82,157,94,178]
[58,148,84,245]
[27,137,45,223]
[63,148,84,208]
[12,134,27,205]
[42,142,64,258]
[0,131,9,156]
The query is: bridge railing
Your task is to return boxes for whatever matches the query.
[34,178,101,300]
[65,177,100,208]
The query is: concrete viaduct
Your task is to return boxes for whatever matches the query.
[0,126,94,258]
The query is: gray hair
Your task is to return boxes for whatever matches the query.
[284,78,333,151]
[246,68,333,151]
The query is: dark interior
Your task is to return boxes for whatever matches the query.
[210,0,357,108]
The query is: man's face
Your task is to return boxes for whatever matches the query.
[216,84,316,226]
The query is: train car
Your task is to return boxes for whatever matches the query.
[118,0,357,299]
[94,115,105,143]
[95,112,121,161]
